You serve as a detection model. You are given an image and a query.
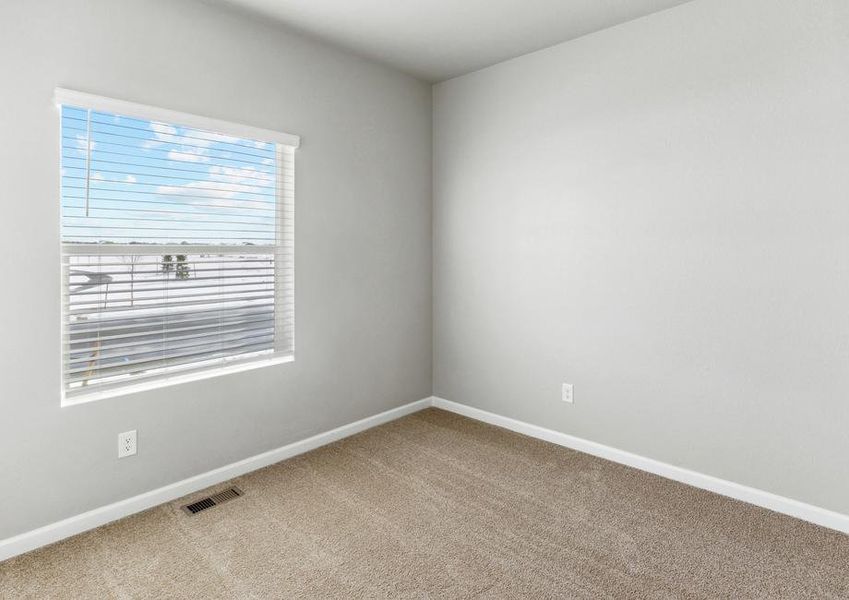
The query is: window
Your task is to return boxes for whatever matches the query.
[57,89,298,404]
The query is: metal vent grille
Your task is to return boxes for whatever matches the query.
[181,487,244,515]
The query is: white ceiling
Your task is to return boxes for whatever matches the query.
[213,0,695,82]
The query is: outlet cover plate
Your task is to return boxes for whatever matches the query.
[562,383,573,403]
[118,430,137,458]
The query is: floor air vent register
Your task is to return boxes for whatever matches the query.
[181,487,244,515]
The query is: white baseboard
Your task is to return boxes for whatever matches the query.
[0,398,432,563]
[4,395,845,563]
[432,396,849,535]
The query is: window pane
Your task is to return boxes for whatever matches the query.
[60,106,277,246]
[58,99,294,400]
[64,251,277,391]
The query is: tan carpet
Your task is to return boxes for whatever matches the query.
[2,408,847,599]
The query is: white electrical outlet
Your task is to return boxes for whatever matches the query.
[118,430,137,458]
[561,383,573,404]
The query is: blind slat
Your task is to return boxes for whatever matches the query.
[67,294,276,317]
[67,272,276,292]
[67,325,276,363]
[62,213,275,227]
[65,336,276,377]
[62,157,277,185]
[62,113,279,154]
[65,339,276,382]
[61,123,278,160]
[68,316,275,348]
[66,306,276,336]
[62,194,277,213]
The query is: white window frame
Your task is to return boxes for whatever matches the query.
[56,89,299,406]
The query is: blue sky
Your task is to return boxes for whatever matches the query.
[60,106,277,245]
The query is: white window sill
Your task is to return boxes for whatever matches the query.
[61,354,294,408]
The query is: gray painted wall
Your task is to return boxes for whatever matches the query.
[0,0,432,539]
[434,0,849,514]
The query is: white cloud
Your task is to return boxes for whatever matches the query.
[151,121,240,148]
[157,181,239,200]
[143,121,179,149]
[192,197,270,210]
[149,122,236,162]
[193,130,242,145]
[208,165,273,186]
[75,134,95,151]
[125,175,137,183]
[167,148,210,163]
[152,139,276,211]
[150,122,177,140]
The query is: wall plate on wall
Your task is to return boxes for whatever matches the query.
[118,430,137,458]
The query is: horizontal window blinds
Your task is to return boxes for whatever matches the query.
[59,97,295,401]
